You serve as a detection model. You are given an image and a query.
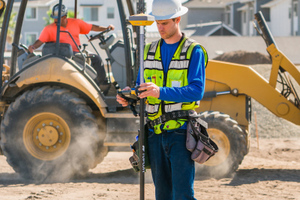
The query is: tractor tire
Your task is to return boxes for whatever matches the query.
[195,111,249,178]
[0,86,107,182]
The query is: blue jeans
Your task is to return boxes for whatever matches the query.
[148,129,196,200]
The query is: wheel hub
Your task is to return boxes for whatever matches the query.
[23,112,71,160]
[38,126,59,146]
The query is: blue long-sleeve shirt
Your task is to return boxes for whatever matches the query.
[136,39,206,102]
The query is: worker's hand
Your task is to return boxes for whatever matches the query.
[138,82,160,99]
[28,45,35,53]
[116,86,131,107]
[107,24,115,31]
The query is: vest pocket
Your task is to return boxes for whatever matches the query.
[167,70,185,88]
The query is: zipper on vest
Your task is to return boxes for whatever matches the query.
[159,35,184,115]
[161,79,166,114]
[161,66,167,114]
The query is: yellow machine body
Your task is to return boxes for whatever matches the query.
[1,56,113,117]
[197,45,300,130]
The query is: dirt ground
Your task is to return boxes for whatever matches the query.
[0,62,299,199]
[0,137,299,200]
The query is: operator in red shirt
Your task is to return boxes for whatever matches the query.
[28,4,114,86]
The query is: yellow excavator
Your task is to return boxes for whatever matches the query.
[0,0,298,182]
[195,11,300,177]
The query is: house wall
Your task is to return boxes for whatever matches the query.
[233,2,243,34]
[256,0,272,27]
[188,7,224,24]
[9,0,135,51]
[181,14,188,30]
[77,0,123,35]
[68,0,134,36]
[269,0,291,36]
[241,10,247,35]
[293,15,298,35]
[19,6,50,45]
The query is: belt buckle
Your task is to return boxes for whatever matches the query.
[158,117,162,124]
[172,112,176,119]
[161,115,167,123]
[150,121,155,128]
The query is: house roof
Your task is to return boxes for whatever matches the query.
[14,0,56,6]
[183,0,234,8]
[189,25,218,35]
[261,0,282,8]
[185,21,241,36]
[207,23,241,36]
[239,0,253,3]
[237,4,248,11]
[225,0,243,5]
[80,4,103,6]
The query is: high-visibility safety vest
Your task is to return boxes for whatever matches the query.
[144,36,208,134]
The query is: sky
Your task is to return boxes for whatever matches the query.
[145,0,158,32]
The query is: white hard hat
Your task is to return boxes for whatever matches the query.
[149,0,188,20]
[51,4,68,19]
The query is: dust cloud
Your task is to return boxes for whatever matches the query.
[22,123,104,183]
[195,148,234,179]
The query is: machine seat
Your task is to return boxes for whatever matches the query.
[42,43,73,58]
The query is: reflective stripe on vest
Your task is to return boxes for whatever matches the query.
[143,36,206,133]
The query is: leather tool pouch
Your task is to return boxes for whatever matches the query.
[186,116,218,164]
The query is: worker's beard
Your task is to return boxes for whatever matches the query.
[54,18,68,27]
[159,22,178,40]
[160,28,177,40]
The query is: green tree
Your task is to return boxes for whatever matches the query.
[0,9,16,44]
[43,9,76,26]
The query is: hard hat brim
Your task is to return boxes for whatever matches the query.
[50,14,67,19]
[50,14,58,19]
[149,6,188,20]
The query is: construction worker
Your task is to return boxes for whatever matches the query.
[28,3,114,85]
[117,0,207,199]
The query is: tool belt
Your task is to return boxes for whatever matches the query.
[146,110,192,129]
[146,110,218,164]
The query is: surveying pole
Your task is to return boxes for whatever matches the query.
[128,14,154,200]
